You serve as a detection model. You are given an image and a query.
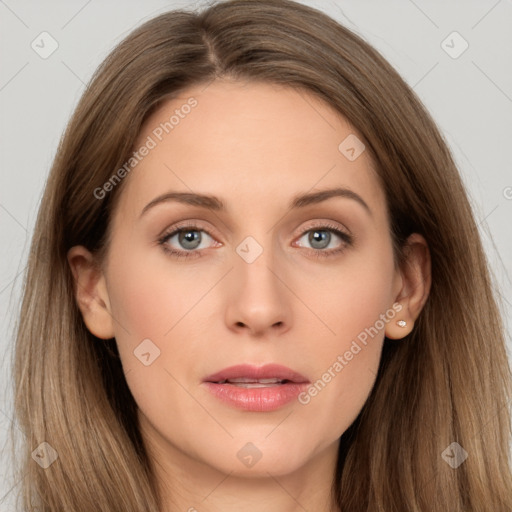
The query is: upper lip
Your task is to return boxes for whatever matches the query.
[203,364,310,384]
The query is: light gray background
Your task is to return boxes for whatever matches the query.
[1,0,511,508]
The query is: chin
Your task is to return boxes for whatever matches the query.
[198,437,314,477]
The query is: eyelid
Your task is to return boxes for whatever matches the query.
[293,219,351,237]
[158,219,222,243]
[158,218,351,243]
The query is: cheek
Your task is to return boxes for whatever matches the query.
[302,232,395,346]
[104,248,208,434]
[106,240,201,344]
[104,241,221,392]
[295,235,395,434]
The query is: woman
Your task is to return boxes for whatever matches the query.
[12,0,512,510]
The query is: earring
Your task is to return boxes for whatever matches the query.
[396,320,407,327]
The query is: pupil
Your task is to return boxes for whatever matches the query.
[180,230,200,249]
[310,230,330,249]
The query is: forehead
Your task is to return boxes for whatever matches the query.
[114,79,386,222]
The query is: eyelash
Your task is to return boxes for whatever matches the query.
[157,221,353,260]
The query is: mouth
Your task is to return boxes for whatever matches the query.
[203,363,309,385]
[202,364,310,412]
[212,377,296,388]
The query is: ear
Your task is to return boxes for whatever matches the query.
[385,233,431,340]
[67,245,115,340]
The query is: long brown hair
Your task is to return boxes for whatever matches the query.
[10,0,512,510]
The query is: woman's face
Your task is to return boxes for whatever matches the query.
[75,79,413,479]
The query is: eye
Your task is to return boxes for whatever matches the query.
[294,223,352,258]
[158,223,219,259]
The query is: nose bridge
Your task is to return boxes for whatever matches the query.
[226,231,291,334]
[234,232,281,297]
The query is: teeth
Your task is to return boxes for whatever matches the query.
[228,377,283,384]
[217,377,285,385]
[229,382,282,388]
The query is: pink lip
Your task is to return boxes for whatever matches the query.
[202,364,310,412]
[203,363,309,384]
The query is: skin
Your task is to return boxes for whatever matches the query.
[68,79,431,512]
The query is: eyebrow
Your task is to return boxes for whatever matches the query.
[139,186,372,218]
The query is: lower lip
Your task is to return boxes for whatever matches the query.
[203,382,309,412]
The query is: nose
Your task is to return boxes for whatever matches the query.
[224,244,292,338]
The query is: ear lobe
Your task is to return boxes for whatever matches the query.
[385,233,431,340]
[385,314,414,340]
[67,245,115,340]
